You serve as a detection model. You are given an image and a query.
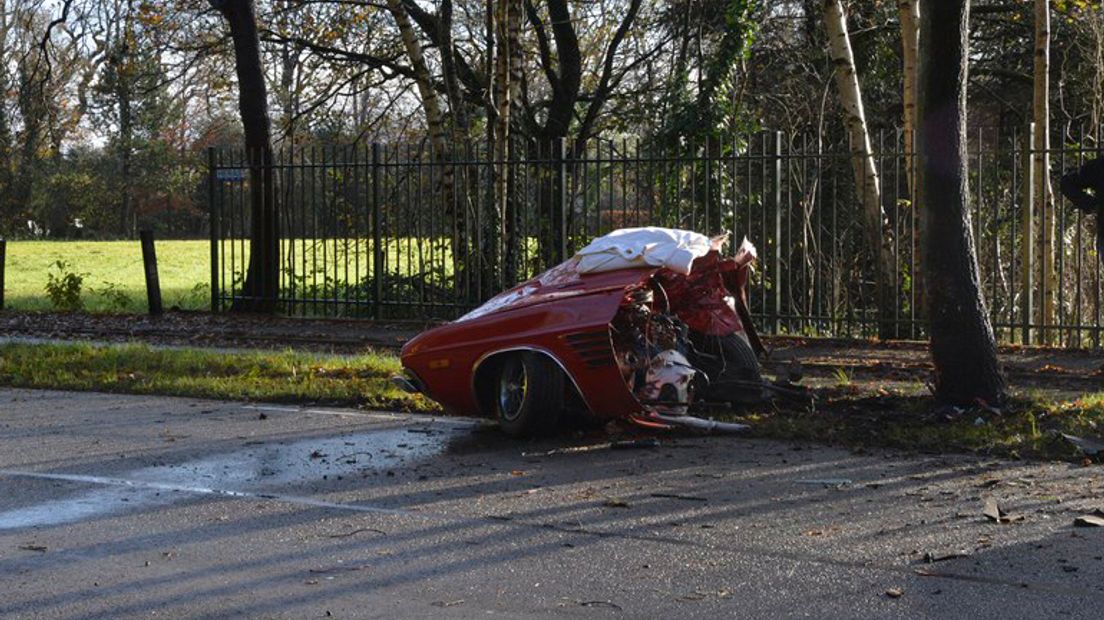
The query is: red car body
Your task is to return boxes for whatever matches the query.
[399,248,760,422]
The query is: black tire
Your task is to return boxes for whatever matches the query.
[494,352,565,437]
[688,331,763,404]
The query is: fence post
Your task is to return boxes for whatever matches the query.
[1021,123,1035,345]
[208,148,219,312]
[371,142,383,320]
[773,131,783,334]
[0,238,5,311]
[140,230,163,316]
[556,137,568,263]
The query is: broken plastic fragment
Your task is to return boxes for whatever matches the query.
[1061,433,1104,456]
[982,497,1024,523]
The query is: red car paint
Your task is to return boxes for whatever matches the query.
[400,250,757,420]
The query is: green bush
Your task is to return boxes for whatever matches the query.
[44,260,87,311]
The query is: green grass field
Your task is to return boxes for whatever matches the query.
[1,237,539,313]
[4,240,211,312]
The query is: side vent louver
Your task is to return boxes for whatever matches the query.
[563,330,613,368]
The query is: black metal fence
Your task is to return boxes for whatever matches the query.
[209,126,1103,347]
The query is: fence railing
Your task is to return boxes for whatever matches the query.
[209,126,1103,347]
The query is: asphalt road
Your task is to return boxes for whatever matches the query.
[2,388,1103,619]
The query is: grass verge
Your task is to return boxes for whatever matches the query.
[2,340,1101,462]
[0,341,436,412]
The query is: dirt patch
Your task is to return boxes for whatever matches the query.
[764,336,1104,395]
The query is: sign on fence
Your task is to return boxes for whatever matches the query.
[216,168,246,182]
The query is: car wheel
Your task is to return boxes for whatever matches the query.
[494,352,564,437]
[689,331,763,404]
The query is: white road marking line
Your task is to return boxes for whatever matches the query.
[0,469,415,517]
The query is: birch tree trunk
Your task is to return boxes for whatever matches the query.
[386,0,449,165]
[500,0,523,285]
[492,0,512,288]
[1034,0,1057,343]
[917,0,1006,405]
[824,0,897,339]
[386,0,462,292]
[0,0,13,231]
[898,0,922,334]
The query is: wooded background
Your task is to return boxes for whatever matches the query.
[2,0,1100,239]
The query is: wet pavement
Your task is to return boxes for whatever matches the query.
[2,389,1104,618]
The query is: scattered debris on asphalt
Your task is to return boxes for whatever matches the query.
[796,478,853,487]
[611,438,662,450]
[982,497,1025,523]
[650,492,708,502]
[326,527,386,538]
[522,438,661,457]
[574,600,623,610]
[1073,510,1104,527]
[308,565,370,574]
[923,551,971,563]
[885,587,904,599]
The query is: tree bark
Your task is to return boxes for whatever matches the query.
[824,0,896,339]
[917,0,1006,405]
[0,0,11,232]
[898,0,924,335]
[1033,0,1057,343]
[386,0,465,294]
[503,0,522,285]
[898,0,919,195]
[210,0,279,313]
[492,0,515,289]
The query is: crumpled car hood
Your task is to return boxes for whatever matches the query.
[454,258,657,323]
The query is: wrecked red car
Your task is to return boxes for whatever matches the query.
[397,228,767,436]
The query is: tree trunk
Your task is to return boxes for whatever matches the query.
[211,0,279,313]
[1092,2,1104,142]
[492,0,514,288]
[0,0,12,233]
[898,0,924,337]
[503,0,523,285]
[917,0,1006,405]
[898,0,919,195]
[481,0,499,297]
[387,0,466,295]
[1034,0,1057,343]
[824,0,897,339]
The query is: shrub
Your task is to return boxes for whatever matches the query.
[44,260,87,311]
